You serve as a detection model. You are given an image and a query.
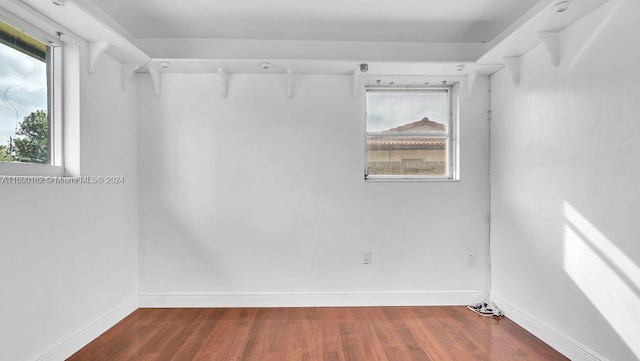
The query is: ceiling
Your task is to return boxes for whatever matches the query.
[83,0,541,43]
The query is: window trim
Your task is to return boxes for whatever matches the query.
[0,11,64,176]
[364,85,459,182]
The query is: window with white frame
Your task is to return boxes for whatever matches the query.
[0,17,61,169]
[365,87,457,180]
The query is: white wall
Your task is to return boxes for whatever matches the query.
[490,0,640,360]
[0,54,138,361]
[137,72,491,306]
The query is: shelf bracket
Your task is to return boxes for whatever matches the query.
[467,70,479,100]
[88,42,109,74]
[503,56,520,85]
[352,69,358,99]
[121,63,139,90]
[149,67,161,97]
[286,68,294,98]
[218,67,228,98]
[538,31,560,67]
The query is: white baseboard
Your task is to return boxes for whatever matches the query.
[36,296,138,361]
[492,294,609,361]
[139,291,485,308]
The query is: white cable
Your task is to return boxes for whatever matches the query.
[469,78,503,317]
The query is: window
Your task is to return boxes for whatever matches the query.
[365,87,457,180]
[0,17,62,173]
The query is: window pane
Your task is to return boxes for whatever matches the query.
[365,89,452,178]
[0,20,50,164]
[366,91,447,133]
[366,136,447,176]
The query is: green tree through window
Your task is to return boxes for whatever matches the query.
[1,110,49,164]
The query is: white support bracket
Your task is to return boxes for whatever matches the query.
[352,69,359,99]
[218,67,228,98]
[121,63,139,90]
[467,70,479,100]
[286,68,294,98]
[538,31,560,67]
[503,56,521,85]
[88,42,109,74]
[148,67,161,97]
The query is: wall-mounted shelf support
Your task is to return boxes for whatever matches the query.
[467,70,479,100]
[503,56,521,85]
[121,63,139,90]
[352,69,359,99]
[476,0,608,67]
[538,31,560,67]
[286,68,294,98]
[149,67,161,96]
[88,42,109,74]
[218,67,228,98]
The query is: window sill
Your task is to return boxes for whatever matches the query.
[0,162,64,177]
[365,176,459,183]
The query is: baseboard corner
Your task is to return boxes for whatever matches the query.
[491,294,609,361]
[36,296,138,361]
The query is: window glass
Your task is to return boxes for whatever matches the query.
[0,20,50,164]
[366,89,452,179]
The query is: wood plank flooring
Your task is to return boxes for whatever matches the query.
[67,307,568,361]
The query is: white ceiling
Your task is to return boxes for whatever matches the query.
[83,0,541,43]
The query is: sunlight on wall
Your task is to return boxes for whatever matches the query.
[568,0,622,70]
[563,202,640,359]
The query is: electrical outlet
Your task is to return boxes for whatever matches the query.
[468,253,476,266]
[363,251,372,264]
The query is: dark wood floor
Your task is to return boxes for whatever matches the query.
[67,307,568,361]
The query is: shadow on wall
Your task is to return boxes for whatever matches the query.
[563,202,640,359]
[142,202,234,291]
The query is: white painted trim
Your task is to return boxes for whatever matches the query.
[466,70,479,99]
[0,163,63,177]
[352,69,359,99]
[477,0,610,65]
[139,291,484,308]
[121,63,140,90]
[492,295,610,361]
[286,68,294,98]
[88,42,110,74]
[503,56,520,85]
[149,67,161,97]
[142,59,501,77]
[6,0,150,65]
[538,31,560,67]
[218,67,228,98]
[137,38,485,63]
[35,296,138,361]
